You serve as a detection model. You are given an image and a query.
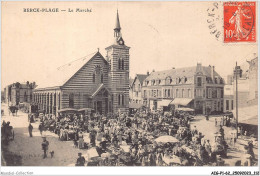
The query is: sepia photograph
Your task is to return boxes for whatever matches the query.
[0,1,259,175]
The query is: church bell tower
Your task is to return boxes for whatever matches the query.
[106,10,130,114]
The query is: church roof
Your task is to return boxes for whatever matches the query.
[145,66,222,81]
[36,51,105,90]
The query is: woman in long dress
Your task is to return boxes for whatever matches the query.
[78,131,85,149]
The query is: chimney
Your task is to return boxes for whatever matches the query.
[196,62,202,72]
[172,67,175,69]
[147,71,149,76]
[211,66,215,83]
[152,69,155,72]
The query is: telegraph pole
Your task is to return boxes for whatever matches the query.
[235,62,238,139]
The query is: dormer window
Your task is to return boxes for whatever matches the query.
[214,77,218,84]
[220,78,223,84]
[166,77,172,85]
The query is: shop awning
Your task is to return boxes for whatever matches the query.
[158,99,173,107]
[176,107,195,112]
[129,103,143,109]
[232,105,258,126]
[58,108,78,113]
[239,116,258,126]
[170,98,193,106]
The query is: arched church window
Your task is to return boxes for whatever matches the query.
[118,58,121,70]
[93,73,95,83]
[118,94,121,105]
[118,58,124,70]
[24,92,27,102]
[121,94,124,106]
[101,74,103,83]
[69,93,74,108]
[121,59,124,70]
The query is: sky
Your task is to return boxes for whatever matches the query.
[1,1,258,89]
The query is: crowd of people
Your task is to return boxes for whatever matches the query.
[36,109,252,166]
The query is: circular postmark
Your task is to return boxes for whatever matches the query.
[207,2,222,41]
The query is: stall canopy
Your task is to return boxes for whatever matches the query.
[78,108,93,112]
[232,105,258,126]
[129,103,143,109]
[176,107,194,112]
[158,99,173,107]
[155,135,179,143]
[170,98,193,106]
[58,108,78,113]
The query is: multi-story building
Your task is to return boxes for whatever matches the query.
[142,63,224,114]
[5,81,36,106]
[33,11,130,115]
[130,74,149,104]
[228,54,258,109]
[230,54,258,135]
[223,84,234,112]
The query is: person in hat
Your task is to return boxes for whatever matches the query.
[75,153,85,166]
[28,123,33,137]
[41,136,49,159]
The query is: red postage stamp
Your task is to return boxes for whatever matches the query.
[224,1,256,43]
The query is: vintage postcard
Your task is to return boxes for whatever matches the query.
[1,1,259,176]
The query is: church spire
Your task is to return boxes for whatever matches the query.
[114,9,121,31]
[113,9,124,45]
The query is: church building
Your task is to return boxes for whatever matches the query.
[33,11,130,115]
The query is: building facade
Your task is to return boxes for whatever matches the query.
[227,55,258,110]
[223,84,234,112]
[130,74,149,104]
[142,63,224,114]
[33,11,130,115]
[5,81,36,106]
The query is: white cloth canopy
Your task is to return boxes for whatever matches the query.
[158,100,173,107]
[170,98,193,106]
[155,135,179,143]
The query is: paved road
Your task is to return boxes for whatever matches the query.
[1,103,92,166]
